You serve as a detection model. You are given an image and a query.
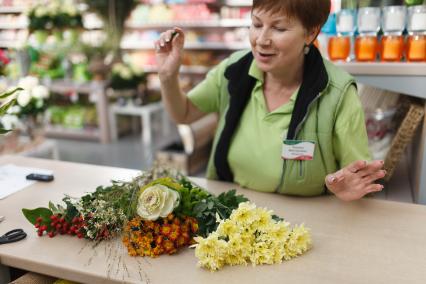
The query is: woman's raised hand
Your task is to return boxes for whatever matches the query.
[325,160,386,201]
[155,27,185,80]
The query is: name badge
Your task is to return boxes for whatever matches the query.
[282,140,315,160]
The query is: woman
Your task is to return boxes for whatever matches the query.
[155,0,385,201]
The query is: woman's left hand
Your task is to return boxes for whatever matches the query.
[325,160,386,201]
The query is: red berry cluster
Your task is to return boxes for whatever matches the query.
[34,215,85,238]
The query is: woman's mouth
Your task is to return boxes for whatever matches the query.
[256,51,275,61]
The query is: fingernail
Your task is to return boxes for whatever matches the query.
[160,42,164,47]
[165,37,170,42]
[328,176,336,183]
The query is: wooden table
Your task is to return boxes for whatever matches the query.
[1,156,426,284]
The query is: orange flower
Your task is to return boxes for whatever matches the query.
[161,224,172,236]
[155,235,163,245]
[163,240,176,254]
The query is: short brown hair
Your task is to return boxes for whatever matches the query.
[252,0,331,32]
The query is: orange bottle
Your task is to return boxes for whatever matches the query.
[407,34,426,62]
[355,7,380,62]
[381,35,405,61]
[328,9,356,61]
[380,6,406,62]
[328,36,351,61]
[406,6,426,62]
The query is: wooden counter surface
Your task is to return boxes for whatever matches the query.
[1,156,426,284]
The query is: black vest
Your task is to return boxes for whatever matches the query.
[214,45,329,182]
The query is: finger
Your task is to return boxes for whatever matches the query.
[164,29,174,43]
[154,40,168,53]
[171,27,184,47]
[357,160,384,177]
[362,170,386,184]
[325,169,345,185]
[364,183,384,195]
[347,160,368,174]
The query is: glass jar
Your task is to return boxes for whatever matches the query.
[356,7,381,61]
[380,6,407,61]
[406,5,426,62]
[328,9,356,61]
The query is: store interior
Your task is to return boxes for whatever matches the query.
[0,0,425,204]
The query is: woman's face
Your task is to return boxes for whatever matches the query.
[249,8,312,74]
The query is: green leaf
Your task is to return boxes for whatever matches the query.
[0,87,23,99]
[193,202,208,214]
[0,98,16,116]
[0,129,12,134]
[22,207,53,225]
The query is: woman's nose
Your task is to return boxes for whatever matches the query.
[256,29,272,46]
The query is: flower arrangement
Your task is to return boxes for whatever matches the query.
[28,0,83,32]
[22,165,312,271]
[9,76,50,118]
[109,63,146,91]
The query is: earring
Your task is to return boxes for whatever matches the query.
[303,44,310,55]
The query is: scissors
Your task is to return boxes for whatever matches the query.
[0,229,27,245]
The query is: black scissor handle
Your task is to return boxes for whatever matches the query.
[3,229,27,243]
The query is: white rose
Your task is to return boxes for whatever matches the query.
[17,90,31,107]
[137,184,180,221]
[32,85,49,99]
[18,76,39,91]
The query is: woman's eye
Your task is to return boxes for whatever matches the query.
[252,22,262,28]
[274,27,287,32]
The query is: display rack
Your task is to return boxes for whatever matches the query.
[0,4,28,48]
[44,80,110,144]
[337,62,426,204]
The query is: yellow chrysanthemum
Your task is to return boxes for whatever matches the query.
[284,224,312,260]
[194,202,312,271]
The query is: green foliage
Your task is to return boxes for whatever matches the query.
[174,178,211,218]
[193,190,249,237]
[22,207,53,229]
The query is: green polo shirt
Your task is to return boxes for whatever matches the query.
[187,53,370,193]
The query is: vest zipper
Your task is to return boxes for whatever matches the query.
[275,93,321,193]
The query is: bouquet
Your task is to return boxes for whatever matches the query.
[22,165,312,271]
[109,63,146,91]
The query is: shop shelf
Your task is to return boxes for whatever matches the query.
[121,41,250,50]
[142,65,211,74]
[126,18,250,29]
[0,7,26,13]
[45,125,101,141]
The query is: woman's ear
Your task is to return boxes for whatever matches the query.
[305,26,321,45]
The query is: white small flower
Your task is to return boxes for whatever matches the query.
[17,90,31,107]
[6,105,21,115]
[0,114,19,130]
[18,76,39,91]
[32,85,49,99]
[137,184,180,221]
